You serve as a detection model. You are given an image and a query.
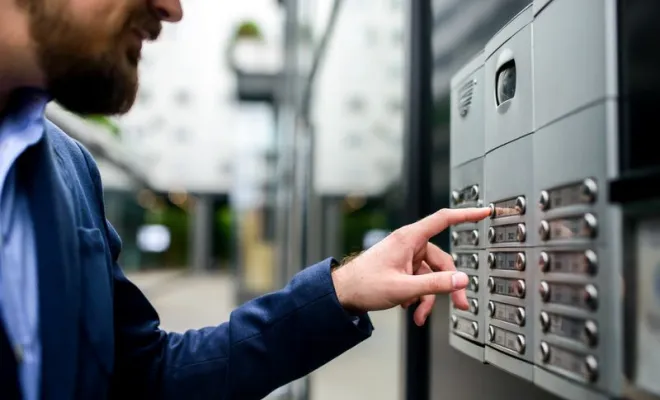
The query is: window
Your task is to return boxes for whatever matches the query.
[365,28,378,47]
[386,98,403,113]
[390,0,403,10]
[218,161,232,175]
[174,89,191,107]
[343,133,364,149]
[174,127,191,143]
[388,64,403,79]
[346,96,366,113]
[392,29,404,46]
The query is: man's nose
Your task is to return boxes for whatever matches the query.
[150,0,183,22]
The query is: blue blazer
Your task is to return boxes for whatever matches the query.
[1,121,374,399]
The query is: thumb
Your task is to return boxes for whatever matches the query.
[403,271,469,298]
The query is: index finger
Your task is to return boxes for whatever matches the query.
[412,207,491,240]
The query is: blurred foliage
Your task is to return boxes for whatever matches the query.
[432,97,450,126]
[342,199,389,256]
[234,20,264,41]
[85,115,121,138]
[102,192,234,270]
[213,205,233,268]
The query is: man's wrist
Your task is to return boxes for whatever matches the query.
[330,254,362,315]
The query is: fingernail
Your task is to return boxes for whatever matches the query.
[451,272,468,289]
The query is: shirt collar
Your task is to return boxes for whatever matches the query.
[2,88,51,144]
[7,88,51,123]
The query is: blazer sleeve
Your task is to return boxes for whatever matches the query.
[109,229,374,400]
[75,142,375,399]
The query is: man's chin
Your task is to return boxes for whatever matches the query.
[53,87,137,116]
[49,72,138,115]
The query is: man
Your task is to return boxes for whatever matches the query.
[0,0,490,398]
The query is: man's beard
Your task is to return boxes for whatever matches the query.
[24,0,161,115]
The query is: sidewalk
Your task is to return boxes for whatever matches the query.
[127,270,402,400]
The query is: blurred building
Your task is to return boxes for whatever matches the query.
[312,0,405,197]
[110,1,286,272]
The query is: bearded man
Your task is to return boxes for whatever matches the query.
[0,0,489,398]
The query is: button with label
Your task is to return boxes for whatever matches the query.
[580,178,598,203]
[539,190,550,210]
[515,252,526,271]
[515,196,527,215]
[451,190,461,205]
[516,223,526,242]
[582,213,598,238]
[469,298,479,315]
[487,252,496,269]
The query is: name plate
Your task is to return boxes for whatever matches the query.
[488,251,526,271]
[489,196,526,219]
[489,301,525,326]
[541,342,598,382]
[540,311,598,347]
[488,223,525,244]
[488,276,526,298]
[452,184,480,206]
[454,252,479,269]
[539,282,598,311]
[489,325,525,354]
[540,214,598,241]
[452,315,479,339]
[453,229,479,247]
[539,250,597,275]
[540,178,597,211]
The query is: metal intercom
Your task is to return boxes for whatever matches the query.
[448,1,660,399]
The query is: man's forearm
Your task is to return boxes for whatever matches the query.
[114,258,374,400]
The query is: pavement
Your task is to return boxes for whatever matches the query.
[127,269,402,400]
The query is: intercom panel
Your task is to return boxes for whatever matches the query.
[484,4,533,152]
[484,135,534,249]
[532,101,624,397]
[450,51,485,168]
[482,136,535,378]
[449,249,487,351]
[532,0,617,131]
[450,158,485,249]
[446,0,660,398]
[449,159,487,356]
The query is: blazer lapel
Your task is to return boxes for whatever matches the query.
[20,133,81,399]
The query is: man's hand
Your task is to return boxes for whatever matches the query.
[331,207,491,327]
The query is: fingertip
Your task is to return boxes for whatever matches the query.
[472,206,492,220]
[413,310,426,327]
[451,272,469,290]
[451,289,469,310]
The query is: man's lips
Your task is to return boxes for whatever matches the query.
[133,25,160,41]
[134,28,147,40]
[131,29,146,46]
[125,30,145,65]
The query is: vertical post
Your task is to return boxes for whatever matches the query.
[402,0,433,399]
[323,198,343,259]
[191,195,213,272]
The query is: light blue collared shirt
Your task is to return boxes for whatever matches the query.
[0,89,49,400]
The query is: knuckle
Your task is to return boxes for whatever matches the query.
[437,207,451,215]
[436,208,451,220]
[429,274,452,293]
[389,228,408,245]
